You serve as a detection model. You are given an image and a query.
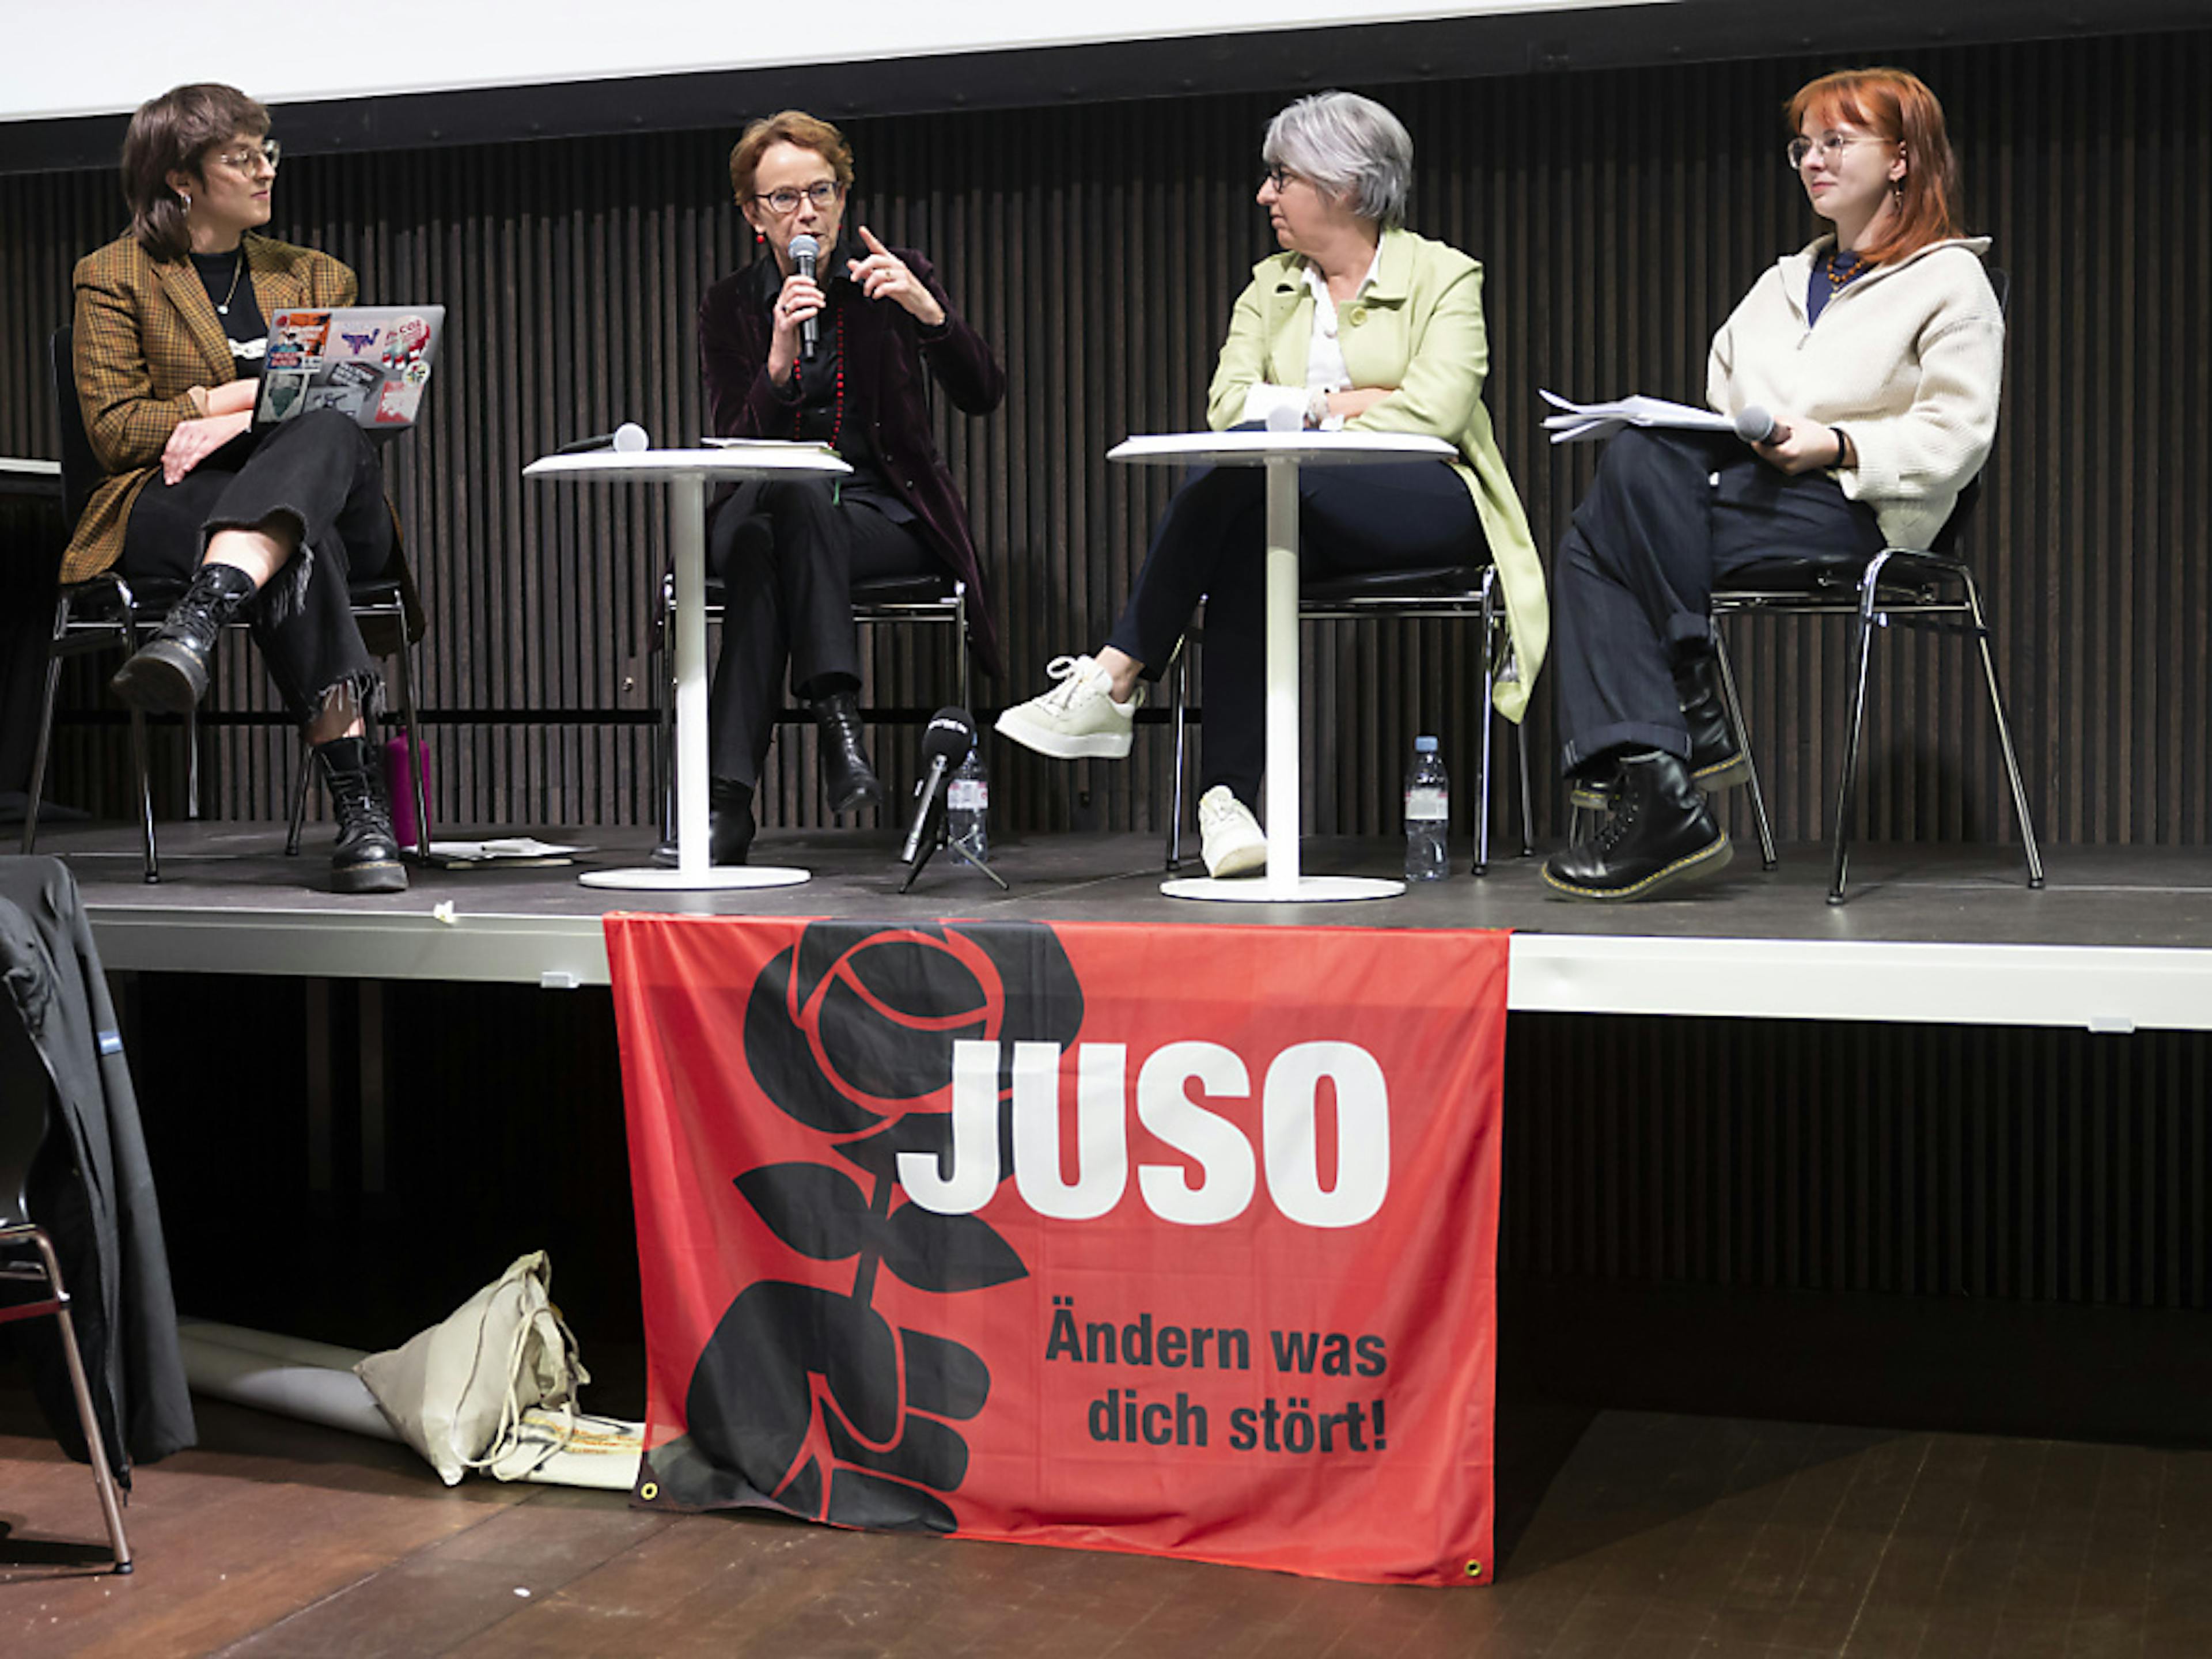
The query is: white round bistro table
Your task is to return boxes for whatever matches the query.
[525,445,850,891]
[1109,430,1457,902]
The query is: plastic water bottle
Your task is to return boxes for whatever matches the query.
[948,742,988,864]
[1404,736,1449,881]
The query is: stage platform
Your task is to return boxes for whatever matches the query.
[29,819,2212,1033]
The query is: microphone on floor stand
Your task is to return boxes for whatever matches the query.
[900,708,1007,892]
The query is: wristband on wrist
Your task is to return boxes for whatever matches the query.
[1830,425,1854,468]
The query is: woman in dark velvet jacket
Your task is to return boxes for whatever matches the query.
[696,109,1004,862]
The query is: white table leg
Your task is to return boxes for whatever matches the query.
[581,472,807,891]
[1162,455,1402,904]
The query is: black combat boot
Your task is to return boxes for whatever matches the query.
[709,778,756,866]
[1570,654,1749,814]
[109,561,258,714]
[1675,652,1749,793]
[313,735,408,894]
[1543,750,1731,901]
[809,688,883,814]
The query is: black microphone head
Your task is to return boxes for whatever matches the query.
[1732,406,1777,444]
[788,233,820,273]
[921,706,977,764]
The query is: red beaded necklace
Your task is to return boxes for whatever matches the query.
[791,303,846,452]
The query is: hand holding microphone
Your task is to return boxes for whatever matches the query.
[787,233,821,363]
[1735,406,1850,476]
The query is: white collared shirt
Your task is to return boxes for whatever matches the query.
[1238,243,1384,431]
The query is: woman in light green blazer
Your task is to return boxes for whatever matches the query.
[997,90,1547,877]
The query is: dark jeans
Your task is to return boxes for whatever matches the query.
[1103,456,1480,804]
[1550,428,1886,775]
[120,408,395,722]
[706,479,939,787]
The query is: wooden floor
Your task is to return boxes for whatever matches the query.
[8,1381,2212,1658]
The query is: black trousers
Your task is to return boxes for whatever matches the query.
[706,479,938,787]
[1550,428,1885,775]
[120,408,395,722]
[1103,456,1480,804]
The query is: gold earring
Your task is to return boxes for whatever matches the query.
[180,190,191,212]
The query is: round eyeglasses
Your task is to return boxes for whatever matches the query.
[213,139,282,173]
[754,181,842,215]
[1787,132,1888,170]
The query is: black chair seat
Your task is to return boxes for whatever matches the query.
[1300,565,1490,604]
[696,571,957,608]
[1720,549,1960,600]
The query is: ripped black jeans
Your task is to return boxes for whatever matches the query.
[120,408,395,723]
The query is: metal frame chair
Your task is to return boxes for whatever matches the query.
[653,570,972,839]
[22,326,429,881]
[1,1010,132,1574]
[1164,561,1535,874]
[1710,541,2043,904]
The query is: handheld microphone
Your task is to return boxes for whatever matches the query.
[788,233,820,363]
[902,706,978,864]
[1733,406,1787,445]
[556,422,649,456]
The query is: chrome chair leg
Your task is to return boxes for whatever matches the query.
[2,1228,133,1573]
[128,706,158,885]
[1475,579,1498,876]
[287,740,312,856]
[1166,646,1190,872]
[184,707,200,821]
[1959,566,2045,889]
[20,594,71,856]
[1515,713,1535,858]
[392,642,430,858]
[1827,552,1892,904]
[1711,622,1777,870]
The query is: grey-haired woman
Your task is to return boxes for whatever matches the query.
[996,90,1546,877]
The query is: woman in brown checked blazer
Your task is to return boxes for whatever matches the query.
[72,82,407,893]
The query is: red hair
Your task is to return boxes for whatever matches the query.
[1788,68,1964,266]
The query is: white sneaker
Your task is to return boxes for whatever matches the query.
[1198,786,1267,878]
[994,654,1144,760]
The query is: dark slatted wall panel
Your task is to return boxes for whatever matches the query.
[1505,1016,2212,1309]
[5,29,2207,841]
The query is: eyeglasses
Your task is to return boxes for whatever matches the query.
[212,139,282,173]
[1787,132,1889,169]
[753,180,842,215]
[1261,166,1302,194]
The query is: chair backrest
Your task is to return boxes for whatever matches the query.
[50,324,100,532]
[0,1001,52,1230]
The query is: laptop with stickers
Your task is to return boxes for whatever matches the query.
[252,305,447,430]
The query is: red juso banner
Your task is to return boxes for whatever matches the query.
[605,916,1509,1586]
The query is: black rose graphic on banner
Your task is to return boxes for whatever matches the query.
[642,922,1084,1529]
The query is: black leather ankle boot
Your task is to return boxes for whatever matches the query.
[1543,751,1731,902]
[314,735,408,894]
[110,562,258,714]
[809,689,883,814]
[709,778,756,866]
[1675,653,1749,792]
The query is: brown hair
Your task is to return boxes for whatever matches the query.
[122,82,270,262]
[727,109,855,203]
[1787,67,1964,266]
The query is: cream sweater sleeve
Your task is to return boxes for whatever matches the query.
[1834,306,2005,510]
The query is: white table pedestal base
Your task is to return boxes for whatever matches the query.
[1161,874,1406,903]
[580,865,811,892]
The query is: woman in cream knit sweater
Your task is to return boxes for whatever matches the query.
[1543,67,2002,902]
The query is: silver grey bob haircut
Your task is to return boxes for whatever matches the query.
[1262,90,1413,229]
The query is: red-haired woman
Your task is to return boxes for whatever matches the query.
[1542,67,2002,901]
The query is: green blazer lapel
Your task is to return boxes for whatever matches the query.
[155,257,236,382]
[1263,260,1314,388]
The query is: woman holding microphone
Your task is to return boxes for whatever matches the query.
[1541,67,2003,902]
[696,111,1005,863]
